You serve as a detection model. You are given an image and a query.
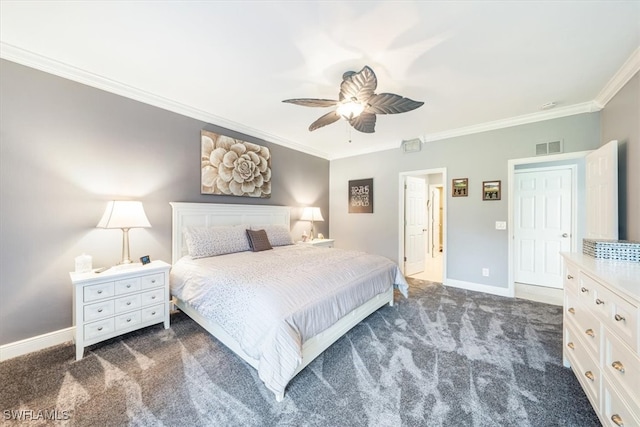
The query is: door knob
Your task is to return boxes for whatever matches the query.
[562,233,569,238]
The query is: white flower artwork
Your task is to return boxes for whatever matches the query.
[201,130,272,198]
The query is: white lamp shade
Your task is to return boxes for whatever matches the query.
[97,201,151,229]
[300,207,324,222]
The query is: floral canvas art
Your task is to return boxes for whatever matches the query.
[201,130,271,197]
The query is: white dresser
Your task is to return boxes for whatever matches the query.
[70,260,171,360]
[561,253,640,427]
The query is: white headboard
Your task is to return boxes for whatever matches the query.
[170,202,291,264]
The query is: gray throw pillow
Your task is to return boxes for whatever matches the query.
[246,229,273,252]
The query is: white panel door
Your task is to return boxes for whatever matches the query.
[404,176,426,275]
[586,140,618,239]
[514,168,572,288]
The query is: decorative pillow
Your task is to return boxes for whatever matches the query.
[246,229,273,252]
[183,225,251,259]
[252,224,294,246]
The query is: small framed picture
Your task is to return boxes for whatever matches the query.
[348,178,374,213]
[482,180,501,200]
[140,255,151,265]
[452,178,468,197]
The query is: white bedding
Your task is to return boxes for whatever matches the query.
[170,244,408,396]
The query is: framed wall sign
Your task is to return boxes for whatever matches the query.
[482,180,501,200]
[349,178,373,213]
[452,178,468,197]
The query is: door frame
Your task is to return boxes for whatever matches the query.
[398,168,447,279]
[507,151,590,296]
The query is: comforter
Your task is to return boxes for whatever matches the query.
[170,244,408,396]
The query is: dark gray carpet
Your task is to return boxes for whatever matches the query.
[1,279,599,426]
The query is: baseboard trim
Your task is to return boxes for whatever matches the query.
[514,282,563,306]
[444,278,513,298]
[0,327,74,362]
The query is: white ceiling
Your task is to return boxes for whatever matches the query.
[1,1,639,160]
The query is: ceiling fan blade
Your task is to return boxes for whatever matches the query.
[349,112,376,133]
[309,111,341,131]
[282,98,338,108]
[365,93,424,115]
[339,66,377,103]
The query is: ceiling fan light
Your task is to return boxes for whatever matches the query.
[336,101,365,120]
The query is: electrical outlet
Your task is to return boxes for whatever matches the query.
[495,221,507,230]
[482,268,490,277]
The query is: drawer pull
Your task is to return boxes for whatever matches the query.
[584,371,594,381]
[611,361,625,373]
[568,307,575,314]
[614,314,626,322]
[98,308,103,313]
[126,318,132,323]
[127,284,131,288]
[595,298,604,305]
[567,274,574,280]
[97,327,103,331]
[126,302,132,306]
[611,414,624,426]
[580,287,589,293]
[151,311,156,316]
[585,328,595,337]
[152,295,156,299]
[151,279,156,284]
[567,342,575,350]
[97,290,103,295]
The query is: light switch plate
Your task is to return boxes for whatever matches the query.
[495,221,507,230]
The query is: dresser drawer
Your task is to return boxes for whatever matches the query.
[115,311,142,331]
[572,303,601,359]
[115,277,141,295]
[565,263,580,294]
[577,273,595,305]
[83,300,115,322]
[607,293,638,353]
[141,273,164,289]
[84,282,115,302]
[604,328,640,413]
[84,318,115,340]
[141,304,164,322]
[115,294,142,313]
[568,336,601,408]
[141,288,164,306]
[602,376,640,427]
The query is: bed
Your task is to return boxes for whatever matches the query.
[169,202,408,401]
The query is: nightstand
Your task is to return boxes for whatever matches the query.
[299,239,335,248]
[70,260,171,360]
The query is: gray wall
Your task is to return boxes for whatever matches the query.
[601,72,639,241]
[330,113,601,289]
[0,59,330,345]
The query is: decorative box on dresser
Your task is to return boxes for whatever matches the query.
[561,253,640,427]
[70,260,171,360]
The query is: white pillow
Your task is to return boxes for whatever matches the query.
[251,224,293,246]
[184,225,251,259]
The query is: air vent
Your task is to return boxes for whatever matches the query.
[401,138,422,153]
[535,140,563,156]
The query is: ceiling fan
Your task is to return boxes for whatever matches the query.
[283,65,424,134]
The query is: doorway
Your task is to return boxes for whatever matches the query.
[399,169,447,283]
[508,152,585,303]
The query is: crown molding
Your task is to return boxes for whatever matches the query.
[0,42,330,160]
[419,102,601,145]
[594,46,640,108]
